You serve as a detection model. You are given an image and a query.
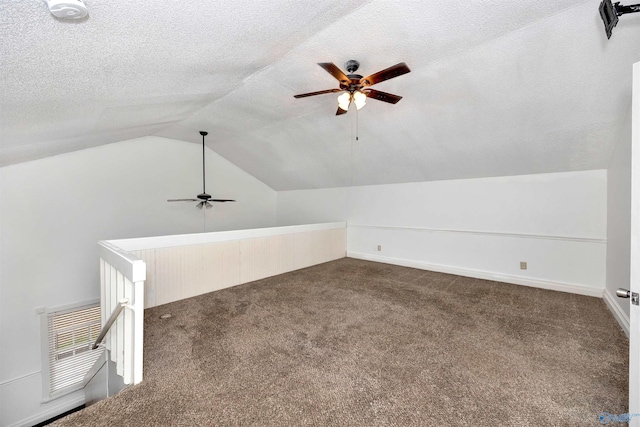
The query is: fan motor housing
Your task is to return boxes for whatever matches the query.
[340,74,364,92]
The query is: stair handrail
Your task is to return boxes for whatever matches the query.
[92,298,129,350]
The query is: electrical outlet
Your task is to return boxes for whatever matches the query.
[377,245,382,251]
[520,262,527,270]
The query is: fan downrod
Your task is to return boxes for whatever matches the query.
[345,60,359,74]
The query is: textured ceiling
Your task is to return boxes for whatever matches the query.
[1,1,639,190]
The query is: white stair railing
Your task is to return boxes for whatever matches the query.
[98,241,146,385]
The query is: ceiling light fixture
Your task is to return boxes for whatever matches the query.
[337,90,367,112]
[337,92,351,111]
[296,60,410,116]
[353,91,366,110]
[46,0,89,19]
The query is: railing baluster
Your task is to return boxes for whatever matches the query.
[115,270,124,377]
[133,279,144,384]
[123,277,133,384]
[109,264,117,359]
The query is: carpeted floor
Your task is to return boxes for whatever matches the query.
[54,258,628,426]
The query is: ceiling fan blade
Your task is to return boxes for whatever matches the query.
[294,88,342,99]
[318,63,350,84]
[364,89,403,104]
[360,62,411,87]
[336,106,348,116]
[209,199,236,202]
[168,198,199,202]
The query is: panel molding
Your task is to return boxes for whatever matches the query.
[348,223,606,244]
[0,370,40,387]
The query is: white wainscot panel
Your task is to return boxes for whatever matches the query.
[347,225,605,296]
[153,246,186,307]
[199,241,241,295]
[127,224,346,308]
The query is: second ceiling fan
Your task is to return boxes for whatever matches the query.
[294,60,411,115]
[167,131,235,209]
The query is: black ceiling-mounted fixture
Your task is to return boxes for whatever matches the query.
[599,0,640,39]
[293,60,411,115]
[167,131,235,209]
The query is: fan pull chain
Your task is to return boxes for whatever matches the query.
[350,106,354,187]
[355,106,359,141]
[350,129,354,187]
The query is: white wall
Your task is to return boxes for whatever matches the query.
[277,170,607,295]
[0,136,276,427]
[605,101,633,335]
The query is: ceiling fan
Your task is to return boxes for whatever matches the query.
[167,131,235,209]
[293,60,411,115]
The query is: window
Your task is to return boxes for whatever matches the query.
[41,301,104,400]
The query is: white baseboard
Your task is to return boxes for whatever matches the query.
[603,289,630,337]
[347,251,604,298]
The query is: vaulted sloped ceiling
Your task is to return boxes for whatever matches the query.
[1,1,639,190]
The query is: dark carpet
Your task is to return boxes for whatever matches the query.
[54,258,628,426]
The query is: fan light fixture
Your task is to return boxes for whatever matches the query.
[337,91,366,112]
[294,60,410,116]
[337,92,351,111]
[353,91,366,110]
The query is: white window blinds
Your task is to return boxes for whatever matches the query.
[44,303,104,397]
